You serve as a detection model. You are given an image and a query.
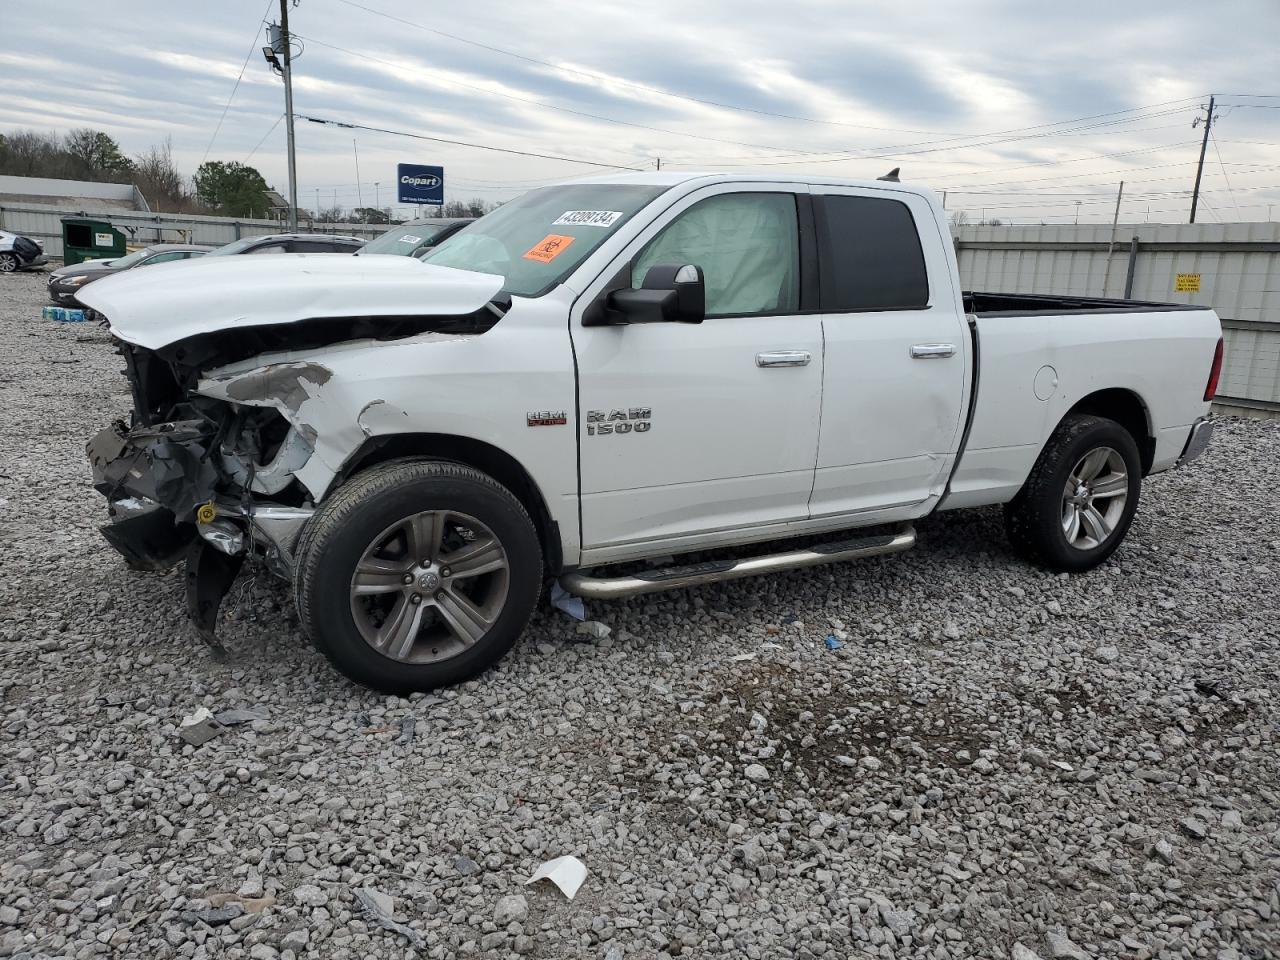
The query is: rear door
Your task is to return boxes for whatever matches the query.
[571,184,824,560]
[809,189,969,519]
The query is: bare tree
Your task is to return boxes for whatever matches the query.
[0,130,65,177]
[133,138,194,212]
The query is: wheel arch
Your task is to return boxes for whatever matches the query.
[1061,387,1155,475]
[335,432,563,573]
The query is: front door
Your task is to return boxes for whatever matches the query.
[571,184,823,562]
[808,187,969,519]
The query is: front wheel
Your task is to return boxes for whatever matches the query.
[1003,414,1141,572]
[293,460,543,692]
[0,253,18,273]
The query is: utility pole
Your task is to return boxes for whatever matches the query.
[315,187,319,221]
[279,0,299,232]
[352,139,364,221]
[1101,181,1125,296]
[655,157,661,171]
[1190,95,1216,224]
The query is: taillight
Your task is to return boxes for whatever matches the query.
[1204,337,1224,401]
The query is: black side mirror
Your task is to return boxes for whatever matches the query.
[589,263,705,326]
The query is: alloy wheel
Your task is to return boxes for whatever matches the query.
[1061,446,1128,550]
[349,509,510,663]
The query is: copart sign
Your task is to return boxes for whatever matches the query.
[397,163,445,205]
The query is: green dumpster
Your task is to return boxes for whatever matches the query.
[61,218,127,266]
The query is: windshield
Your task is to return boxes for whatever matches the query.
[108,248,156,269]
[423,184,666,297]
[360,222,458,256]
[207,236,266,256]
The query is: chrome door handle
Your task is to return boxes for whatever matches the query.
[756,350,812,368]
[910,343,956,359]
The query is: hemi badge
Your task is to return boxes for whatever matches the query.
[527,410,567,427]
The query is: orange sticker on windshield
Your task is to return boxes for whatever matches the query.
[523,234,575,263]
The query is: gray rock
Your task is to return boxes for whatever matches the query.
[1046,928,1088,960]
[291,884,327,907]
[494,894,529,926]
[1013,944,1045,960]
[1180,817,1209,840]
[743,763,770,782]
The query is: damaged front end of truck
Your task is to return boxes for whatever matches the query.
[79,255,505,651]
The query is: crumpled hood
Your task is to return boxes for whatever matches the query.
[76,253,505,350]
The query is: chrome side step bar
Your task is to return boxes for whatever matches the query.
[560,525,916,600]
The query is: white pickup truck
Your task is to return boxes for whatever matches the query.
[82,172,1222,691]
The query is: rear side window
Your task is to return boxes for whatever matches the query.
[817,195,928,311]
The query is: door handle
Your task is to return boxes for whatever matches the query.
[756,350,812,368]
[910,343,956,359]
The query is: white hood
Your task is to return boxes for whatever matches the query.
[76,254,505,350]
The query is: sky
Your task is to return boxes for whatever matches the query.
[3,0,1279,224]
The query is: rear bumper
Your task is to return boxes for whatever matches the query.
[1176,417,1214,467]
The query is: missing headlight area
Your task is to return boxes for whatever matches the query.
[87,384,319,646]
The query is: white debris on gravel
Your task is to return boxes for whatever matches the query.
[1,269,1278,959]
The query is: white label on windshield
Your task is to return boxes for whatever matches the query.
[553,210,623,228]
[397,234,423,244]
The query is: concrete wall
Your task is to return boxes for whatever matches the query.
[954,222,1280,414]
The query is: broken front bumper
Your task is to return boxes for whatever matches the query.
[88,420,315,646]
[88,420,314,570]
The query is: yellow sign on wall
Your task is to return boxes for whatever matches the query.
[1175,273,1202,293]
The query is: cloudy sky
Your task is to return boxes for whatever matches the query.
[4,0,1279,223]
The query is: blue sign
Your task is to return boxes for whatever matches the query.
[397,163,444,204]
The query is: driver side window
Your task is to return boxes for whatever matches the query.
[632,192,799,317]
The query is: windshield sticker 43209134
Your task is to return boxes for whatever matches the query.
[553,211,623,228]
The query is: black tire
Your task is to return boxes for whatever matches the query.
[293,460,542,692]
[0,253,18,273]
[1003,414,1142,572]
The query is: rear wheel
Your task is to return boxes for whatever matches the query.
[294,460,542,692]
[1003,414,1141,572]
[0,253,18,273]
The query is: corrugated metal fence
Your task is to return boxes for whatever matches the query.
[955,222,1280,414]
[0,201,386,258]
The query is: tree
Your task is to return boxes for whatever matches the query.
[466,197,490,218]
[0,130,64,177]
[351,207,390,224]
[950,210,969,227]
[316,206,345,224]
[194,161,271,217]
[64,129,133,181]
[441,199,469,218]
[134,138,191,212]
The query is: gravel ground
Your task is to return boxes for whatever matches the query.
[1,269,1278,960]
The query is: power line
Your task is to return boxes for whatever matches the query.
[293,32,841,157]
[298,114,646,170]
[330,0,1213,145]
[202,0,274,164]
[1210,132,1241,218]
[664,106,1200,168]
[245,113,284,163]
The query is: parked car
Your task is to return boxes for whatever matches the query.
[82,172,1222,693]
[356,218,472,258]
[48,244,214,305]
[205,233,365,256]
[0,229,47,272]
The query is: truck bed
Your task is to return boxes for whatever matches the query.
[964,291,1206,317]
